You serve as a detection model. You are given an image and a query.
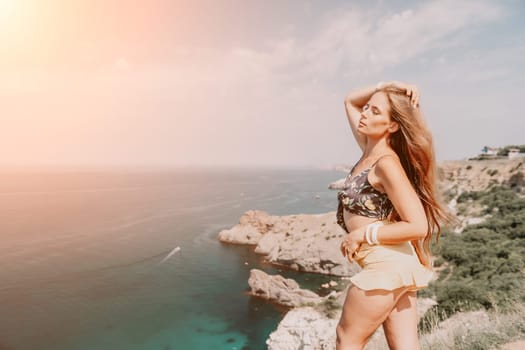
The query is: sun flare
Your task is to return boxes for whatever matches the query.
[0,0,17,22]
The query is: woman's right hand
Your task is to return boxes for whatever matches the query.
[387,81,420,108]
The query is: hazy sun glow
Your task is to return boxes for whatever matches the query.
[0,1,523,168]
[0,0,15,23]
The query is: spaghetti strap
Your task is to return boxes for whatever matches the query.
[350,155,365,175]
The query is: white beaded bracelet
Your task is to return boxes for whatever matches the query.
[365,225,374,245]
[371,224,381,244]
[365,222,384,245]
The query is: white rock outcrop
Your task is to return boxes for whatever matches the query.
[247,269,324,307]
[328,177,346,190]
[266,306,338,350]
[221,158,525,349]
[218,210,360,276]
[217,209,272,244]
[266,289,438,350]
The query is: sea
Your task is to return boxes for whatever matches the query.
[0,167,345,350]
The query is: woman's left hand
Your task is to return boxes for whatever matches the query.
[340,227,366,262]
[388,81,420,108]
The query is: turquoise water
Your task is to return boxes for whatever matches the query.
[0,168,344,350]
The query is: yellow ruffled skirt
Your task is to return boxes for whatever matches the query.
[350,233,435,292]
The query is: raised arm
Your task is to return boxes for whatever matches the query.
[343,81,420,152]
[343,83,383,151]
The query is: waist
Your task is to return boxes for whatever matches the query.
[345,215,393,233]
[354,239,418,266]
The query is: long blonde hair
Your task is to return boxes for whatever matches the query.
[383,87,455,269]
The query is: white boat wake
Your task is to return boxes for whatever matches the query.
[158,246,181,265]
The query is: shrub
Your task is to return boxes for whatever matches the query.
[426,185,525,320]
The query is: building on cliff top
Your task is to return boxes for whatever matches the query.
[469,146,525,161]
[508,148,525,159]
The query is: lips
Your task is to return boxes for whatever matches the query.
[359,121,366,127]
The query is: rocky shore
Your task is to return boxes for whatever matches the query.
[218,209,359,276]
[217,157,525,349]
[218,207,438,349]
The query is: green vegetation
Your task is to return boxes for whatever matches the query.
[418,302,525,350]
[487,168,499,176]
[314,295,341,319]
[419,185,525,334]
[442,186,458,203]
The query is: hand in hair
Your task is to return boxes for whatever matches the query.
[388,81,420,108]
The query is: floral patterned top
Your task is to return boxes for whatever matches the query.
[336,156,394,233]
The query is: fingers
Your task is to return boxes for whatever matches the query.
[344,244,353,263]
[347,249,355,263]
[412,93,419,108]
[340,241,347,257]
[405,85,420,108]
[411,87,419,108]
[341,240,359,263]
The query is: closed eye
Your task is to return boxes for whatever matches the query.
[363,104,379,115]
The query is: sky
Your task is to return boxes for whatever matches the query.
[1,0,524,169]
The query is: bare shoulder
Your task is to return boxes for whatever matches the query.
[376,153,402,169]
[374,154,407,183]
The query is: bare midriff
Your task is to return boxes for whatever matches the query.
[343,210,384,234]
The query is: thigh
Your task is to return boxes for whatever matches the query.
[382,290,420,350]
[337,284,410,342]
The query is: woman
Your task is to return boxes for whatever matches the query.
[335,81,452,349]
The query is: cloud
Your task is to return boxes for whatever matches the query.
[293,0,507,78]
[2,0,521,167]
[162,0,508,91]
[3,0,512,110]
[369,1,504,65]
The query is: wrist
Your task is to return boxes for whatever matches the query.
[360,227,367,243]
[349,228,366,244]
[365,222,384,245]
[380,81,396,90]
[375,81,385,92]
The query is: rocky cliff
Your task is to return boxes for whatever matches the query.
[218,209,359,276]
[218,157,524,349]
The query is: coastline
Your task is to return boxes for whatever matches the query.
[217,157,525,349]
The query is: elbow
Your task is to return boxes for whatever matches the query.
[344,98,358,111]
[413,220,428,239]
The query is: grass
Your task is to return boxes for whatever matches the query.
[364,300,525,350]
[418,300,525,350]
